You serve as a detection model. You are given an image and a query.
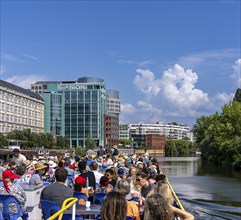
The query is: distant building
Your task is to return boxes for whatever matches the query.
[31,77,120,148]
[119,123,130,140]
[0,79,44,133]
[129,122,194,142]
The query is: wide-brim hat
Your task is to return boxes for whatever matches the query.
[34,162,47,171]
[113,145,117,149]
[48,160,57,168]
[23,160,32,168]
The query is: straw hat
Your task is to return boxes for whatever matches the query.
[34,162,47,171]
[113,145,117,149]
[23,160,32,168]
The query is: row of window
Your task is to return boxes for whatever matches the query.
[65,126,100,138]
[0,92,42,109]
[0,124,42,133]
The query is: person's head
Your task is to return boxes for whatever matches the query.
[15,164,26,176]
[155,174,166,182]
[136,172,149,187]
[78,160,87,172]
[12,148,20,157]
[117,168,126,179]
[74,176,86,191]
[99,175,110,187]
[90,161,98,171]
[115,179,130,196]
[34,162,47,175]
[64,160,71,167]
[58,160,64,168]
[144,193,173,220]
[8,160,16,170]
[105,168,114,180]
[55,168,68,183]
[154,180,174,205]
[101,191,127,220]
[128,167,136,176]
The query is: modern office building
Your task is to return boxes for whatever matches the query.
[0,79,44,133]
[31,77,120,148]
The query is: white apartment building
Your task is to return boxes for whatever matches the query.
[129,122,194,142]
[0,80,44,133]
[119,123,130,140]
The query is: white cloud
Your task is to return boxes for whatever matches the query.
[5,74,47,89]
[133,69,161,97]
[21,53,40,63]
[231,59,241,88]
[161,64,209,109]
[121,63,234,126]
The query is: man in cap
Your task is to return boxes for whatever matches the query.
[12,148,26,167]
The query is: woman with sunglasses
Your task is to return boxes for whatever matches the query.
[105,168,117,188]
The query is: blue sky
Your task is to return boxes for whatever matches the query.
[1,1,240,127]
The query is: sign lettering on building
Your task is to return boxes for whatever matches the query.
[59,84,87,90]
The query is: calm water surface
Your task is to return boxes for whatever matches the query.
[157,157,241,220]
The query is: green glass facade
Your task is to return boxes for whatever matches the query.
[32,77,107,148]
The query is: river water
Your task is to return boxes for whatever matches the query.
[157,157,241,220]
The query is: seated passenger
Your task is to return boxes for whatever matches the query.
[29,162,47,186]
[74,176,89,205]
[0,169,27,212]
[115,179,140,220]
[144,193,194,220]
[40,168,73,207]
[101,191,127,220]
[96,176,113,193]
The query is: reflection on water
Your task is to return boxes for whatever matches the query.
[157,157,241,220]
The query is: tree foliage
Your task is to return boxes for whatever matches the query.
[165,139,196,156]
[194,99,241,169]
[3,129,70,149]
[85,137,96,149]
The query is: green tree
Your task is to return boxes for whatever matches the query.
[233,88,241,102]
[119,139,131,147]
[0,133,7,147]
[85,137,96,149]
[194,100,241,169]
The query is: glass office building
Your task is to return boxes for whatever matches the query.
[31,77,110,148]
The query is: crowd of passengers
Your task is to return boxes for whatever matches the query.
[0,146,194,220]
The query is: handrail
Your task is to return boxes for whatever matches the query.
[47,197,78,220]
[160,169,185,211]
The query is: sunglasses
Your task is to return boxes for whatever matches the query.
[105,174,110,177]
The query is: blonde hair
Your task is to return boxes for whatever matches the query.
[153,180,174,205]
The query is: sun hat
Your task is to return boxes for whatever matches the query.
[113,145,117,149]
[34,162,47,171]
[48,160,57,168]
[75,176,86,185]
[23,160,32,168]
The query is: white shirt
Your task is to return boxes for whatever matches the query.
[13,154,26,166]
[92,170,104,183]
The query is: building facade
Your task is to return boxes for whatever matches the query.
[119,123,130,140]
[0,80,44,133]
[129,122,194,142]
[31,77,120,148]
